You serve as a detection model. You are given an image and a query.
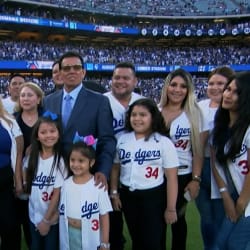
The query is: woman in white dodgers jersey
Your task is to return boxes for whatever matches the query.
[211,72,250,250]
[159,68,208,250]
[110,98,179,250]
[196,66,235,250]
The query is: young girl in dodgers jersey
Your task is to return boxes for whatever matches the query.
[110,98,179,250]
[159,68,208,250]
[211,72,250,250]
[23,111,67,250]
[59,134,112,250]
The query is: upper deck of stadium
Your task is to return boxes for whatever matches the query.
[4,0,250,17]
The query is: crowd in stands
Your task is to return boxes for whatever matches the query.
[0,75,208,103]
[2,4,250,32]
[0,40,249,66]
[8,0,249,16]
[0,0,247,109]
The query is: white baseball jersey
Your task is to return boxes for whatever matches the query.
[198,98,218,157]
[2,96,16,114]
[104,91,143,138]
[114,132,179,190]
[199,99,220,199]
[23,155,66,226]
[59,176,112,250]
[214,127,250,217]
[169,111,208,175]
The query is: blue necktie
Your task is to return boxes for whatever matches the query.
[62,94,72,128]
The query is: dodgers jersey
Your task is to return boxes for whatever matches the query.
[104,91,143,138]
[169,111,208,175]
[23,155,66,226]
[199,99,220,199]
[114,132,179,190]
[214,127,250,217]
[198,98,218,157]
[59,176,112,250]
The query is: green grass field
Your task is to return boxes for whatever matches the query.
[22,201,203,250]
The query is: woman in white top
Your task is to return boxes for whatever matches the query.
[211,71,250,250]
[196,66,235,250]
[159,68,208,250]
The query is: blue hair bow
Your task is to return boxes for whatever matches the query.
[73,132,97,149]
[43,110,58,120]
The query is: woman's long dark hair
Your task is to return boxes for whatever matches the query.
[26,116,62,193]
[212,71,250,165]
[125,98,169,139]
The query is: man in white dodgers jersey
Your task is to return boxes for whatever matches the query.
[104,62,144,138]
[104,62,144,250]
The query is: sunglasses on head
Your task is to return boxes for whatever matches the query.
[61,64,82,72]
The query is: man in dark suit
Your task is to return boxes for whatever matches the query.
[44,51,116,187]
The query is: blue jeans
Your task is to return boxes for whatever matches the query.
[196,157,224,250]
[216,189,250,250]
[30,221,59,250]
[216,215,250,250]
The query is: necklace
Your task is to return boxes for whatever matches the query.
[22,112,38,125]
[26,116,34,121]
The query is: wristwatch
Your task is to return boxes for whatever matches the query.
[192,175,201,183]
[100,242,110,249]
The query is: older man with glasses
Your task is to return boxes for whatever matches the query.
[44,51,116,190]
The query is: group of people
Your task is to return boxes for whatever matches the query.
[0,51,116,250]
[0,50,250,250]
[0,74,208,105]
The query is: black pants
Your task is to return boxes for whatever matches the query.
[120,184,166,250]
[171,173,192,250]
[16,198,31,249]
[109,210,125,250]
[0,166,19,250]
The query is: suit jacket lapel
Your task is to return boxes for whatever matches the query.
[54,91,64,115]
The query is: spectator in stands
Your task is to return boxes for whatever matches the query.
[14,82,45,249]
[196,66,235,250]
[104,62,144,250]
[0,40,250,68]
[134,86,142,95]
[159,68,208,250]
[2,74,25,114]
[2,0,247,17]
[0,95,23,250]
[44,51,116,188]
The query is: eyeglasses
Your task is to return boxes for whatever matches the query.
[61,64,82,72]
